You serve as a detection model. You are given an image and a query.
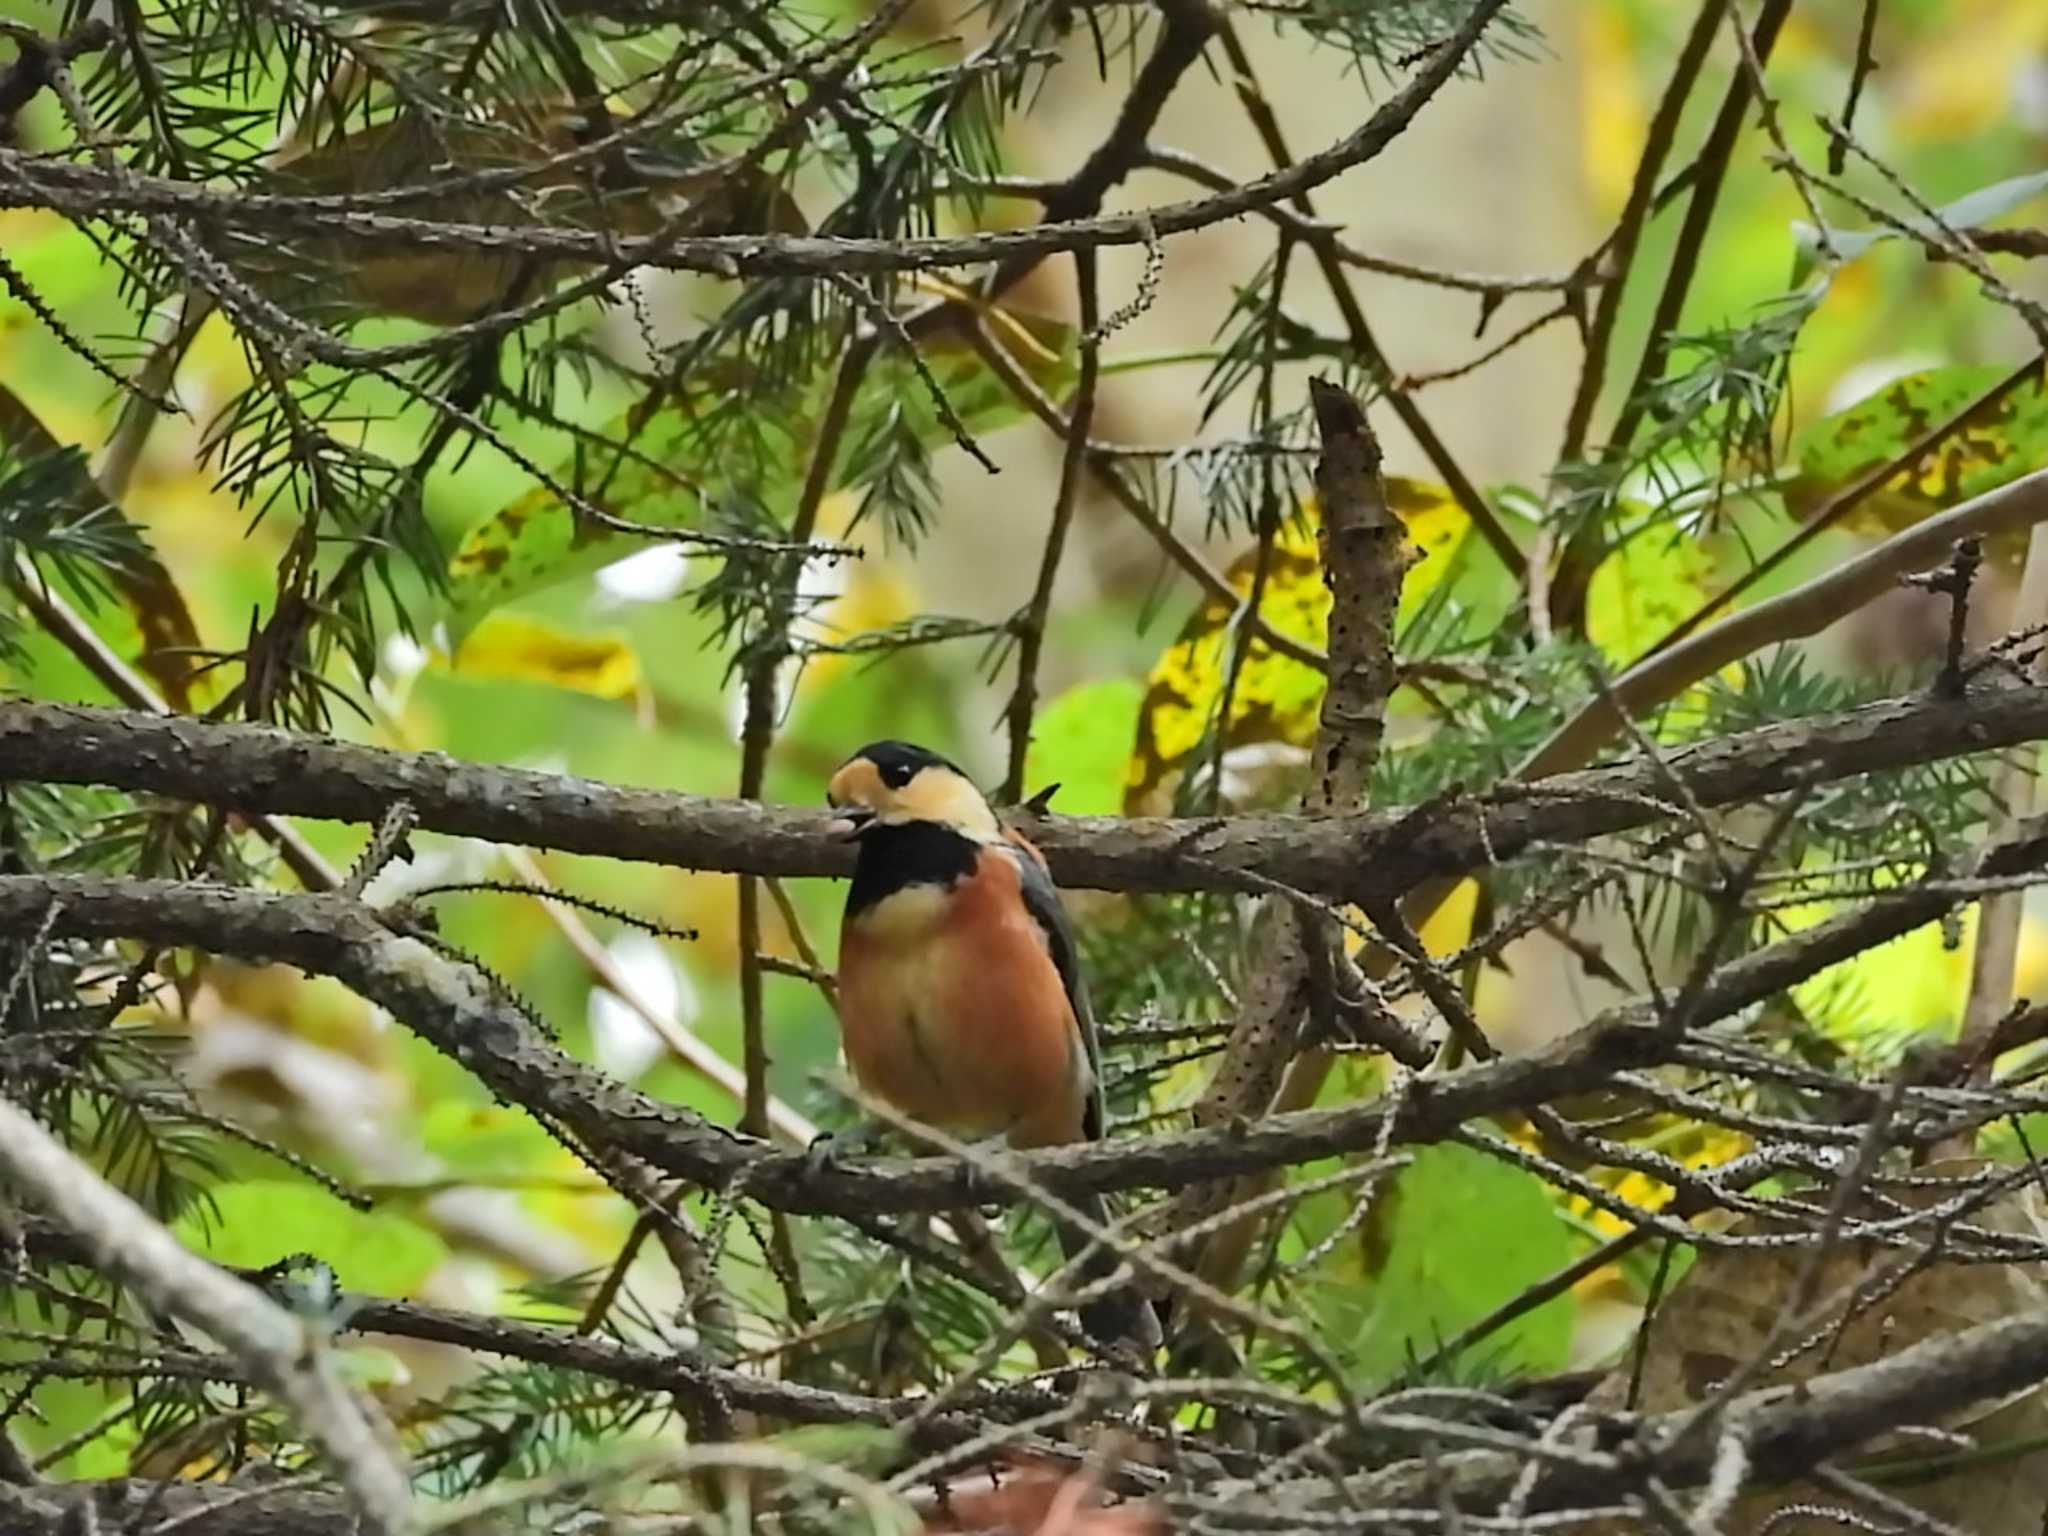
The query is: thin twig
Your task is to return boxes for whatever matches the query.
[1551,0,1794,633]
[1209,20,1524,580]
[1558,0,1728,465]
[1002,249,1101,802]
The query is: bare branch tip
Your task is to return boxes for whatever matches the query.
[1307,375,1368,445]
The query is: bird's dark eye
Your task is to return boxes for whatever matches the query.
[878,759,916,788]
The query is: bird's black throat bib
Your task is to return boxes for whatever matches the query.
[845,821,981,918]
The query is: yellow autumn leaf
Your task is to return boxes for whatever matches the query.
[1123,480,1470,814]
[1124,508,1323,815]
[1413,874,1478,957]
[1584,518,1717,669]
[444,612,643,699]
[1506,1109,1749,1306]
[1784,362,2048,566]
[1387,479,1469,608]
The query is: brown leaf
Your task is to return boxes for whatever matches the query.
[0,382,202,706]
[255,101,804,325]
[1589,1157,2048,1534]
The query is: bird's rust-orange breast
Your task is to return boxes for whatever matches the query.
[838,849,1089,1148]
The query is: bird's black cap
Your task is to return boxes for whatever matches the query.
[843,740,970,791]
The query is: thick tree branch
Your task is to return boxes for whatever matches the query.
[8,807,2045,1219]
[7,679,2048,902]
[0,1479,359,1536]
[1253,1300,2048,1518]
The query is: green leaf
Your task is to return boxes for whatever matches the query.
[1316,1144,1575,1385]
[6,1376,135,1478]
[441,392,707,638]
[441,294,1076,635]
[174,1180,447,1296]
[1026,677,1145,816]
[1783,362,2048,558]
[418,1102,561,1180]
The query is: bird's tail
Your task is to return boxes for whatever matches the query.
[1059,1191,1161,1356]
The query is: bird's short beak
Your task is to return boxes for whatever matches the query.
[826,806,877,841]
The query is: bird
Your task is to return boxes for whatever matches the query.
[823,739,1159,1354]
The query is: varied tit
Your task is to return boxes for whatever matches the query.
[825,740,1158,1353]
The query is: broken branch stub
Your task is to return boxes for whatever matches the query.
[1160,380,1416,1289]
[1305,375,1411,813]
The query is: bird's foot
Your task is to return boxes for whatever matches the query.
[959,1132,1011,1206]
[804,1123,885,1181]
